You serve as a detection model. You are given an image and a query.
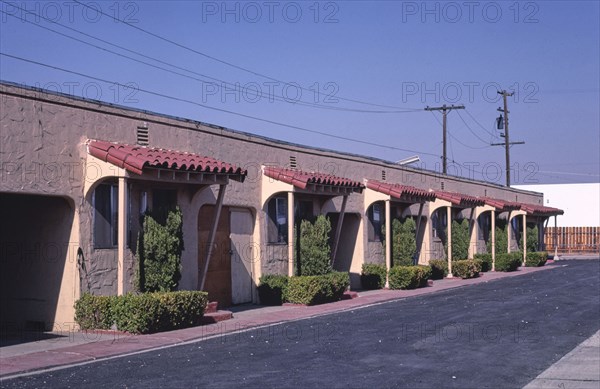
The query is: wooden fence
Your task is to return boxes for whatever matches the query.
[544,227,600,254]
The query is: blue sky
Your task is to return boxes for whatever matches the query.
[1,0,598,185]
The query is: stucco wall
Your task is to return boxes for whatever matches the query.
[1,83,546,320]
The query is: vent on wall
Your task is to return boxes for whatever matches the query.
[137,125,149,146]
[485,189,487,197]
[289,156,297,169]
[441,181,445,190]
[381,170,386,181]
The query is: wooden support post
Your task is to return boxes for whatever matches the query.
[491,210,496,271]
[117,177,128,295]
[554,215,558,258]
[414,202,424,265]
[331,195,348,268]
[200,184,227,291]
[385,200,392,288]
[287,191,295,277]
[447,206,453,278]
[468,207,476,259]
[522,214,527,265]
[507,211,512,253]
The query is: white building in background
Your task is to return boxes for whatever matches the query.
[514,183,600,227]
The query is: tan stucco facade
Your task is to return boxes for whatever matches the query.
[0,83,550,329]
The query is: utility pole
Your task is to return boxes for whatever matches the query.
[491,91,525,186]
[425,104,465,174]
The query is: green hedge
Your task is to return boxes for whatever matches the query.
[473,253,493,272]
[495,252,522,272]
[452,260,481,279]
[286,272,350,305]
[74,294,116,330]
[258,274,289,305]
[74,291,208,334]
[388,265,431,290]
[525,251,548,267]
[361,263,387,290]
[429,259,448,280]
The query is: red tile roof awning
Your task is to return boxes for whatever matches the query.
[481,197,522,211]
[263,166,364,193]
[88,140,247,181]
[366,180,436,202]
[520,203,564,216]
[435,190,486,207]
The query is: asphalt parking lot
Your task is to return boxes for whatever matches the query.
[2,259,599,388]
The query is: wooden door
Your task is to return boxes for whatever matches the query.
[230,208,254,304]
[198,205,231,307]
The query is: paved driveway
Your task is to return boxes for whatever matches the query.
[3,260,599,388]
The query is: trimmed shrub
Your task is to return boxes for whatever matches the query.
[258,274,289,305]
[520,226,539,254]
[154,291,208,330]
[361,263,387,290]
[392,218,417,266]
[137,207,184,292]
[388,265,431,290]
[526,251,548,267]
[429,259,448,280]
[286,272,349,305]
[74,291,208,334]
[473,253,493,272]
[299,215,333,276]
[487,226,508,255]
[74,294,116,330]
[495,252,522,272]
[452,260,480,279]
[451,219,470,260]
[111,293,167,334]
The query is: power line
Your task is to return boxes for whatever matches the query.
[464,108,498,138]
[0,4,418,114]
[71,0,418,111]
[0,52,442,159]
[455,109,491,145]
[447,130,491,150]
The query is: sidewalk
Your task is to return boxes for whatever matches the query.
[0,262,578,378]
[524,330,600,389]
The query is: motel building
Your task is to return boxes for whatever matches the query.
[0,82,563,330]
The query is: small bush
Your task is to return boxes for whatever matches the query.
[361,263,387,290]
[495,252,522,272]
[452,260,481,279]
[526,251,548,267]
[258,274,289,305]
[299,215,333,276]
[155,291,208,330]
[451,219,470,260]
[74,291,208,334]
[74,294,116,330]
[388,265,431,290]
[429,259,448,280]
[286,272,349,305]
[473,253,493,272]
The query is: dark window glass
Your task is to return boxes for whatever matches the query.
[94,183,118,248]
[368,203,384,242]
[268,197,288,243]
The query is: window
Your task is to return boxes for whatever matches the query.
[94,183,118,248]
[268,197,288,243]
[152,189,177,224]
[478,213,490,241]
[432,209,447,239]
[368,203,384,242]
